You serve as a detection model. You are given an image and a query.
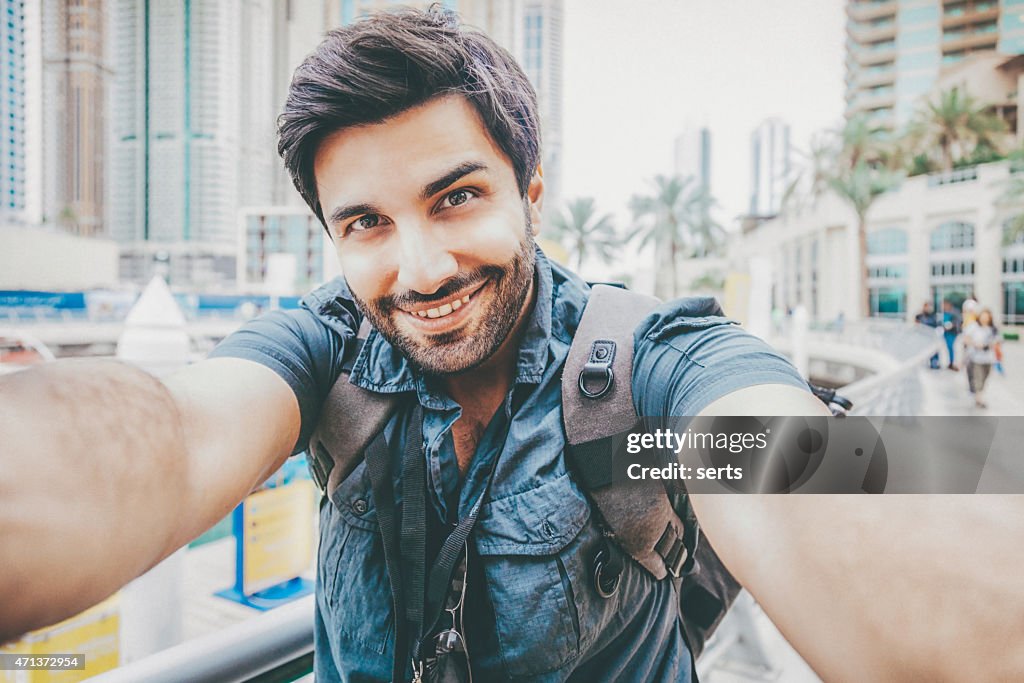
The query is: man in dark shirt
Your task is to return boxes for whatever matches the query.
[3,7,1023,683]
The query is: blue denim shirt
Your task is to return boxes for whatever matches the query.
[211,249,806,682]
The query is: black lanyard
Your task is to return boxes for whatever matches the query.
[365,401,510,682]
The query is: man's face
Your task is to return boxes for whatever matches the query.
[314,95,543,375]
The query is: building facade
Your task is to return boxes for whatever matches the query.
[109,0,277,288]
[1,0,28,225]
[732,160,1024,326]
[845,0,1024,129]
[238,207,338,294]
[749,118,791,217]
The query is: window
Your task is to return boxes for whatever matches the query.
[868,227,908,254]
[930,221,975,251]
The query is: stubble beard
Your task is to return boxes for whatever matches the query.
[351,230,537,376]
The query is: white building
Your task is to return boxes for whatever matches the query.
[237,206,339,295]
[749,118,791,218]
[731,160,1024,326]
[109,0,277,288]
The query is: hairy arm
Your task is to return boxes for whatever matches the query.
[690,384,1024,682]
[0,357,298,641]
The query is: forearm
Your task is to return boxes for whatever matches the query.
[693,494,1024,682]
[0,359,191,641]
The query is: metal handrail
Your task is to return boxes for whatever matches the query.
[88,595,315,683]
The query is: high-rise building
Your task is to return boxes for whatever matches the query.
[109,0,277,288]
[749,118,791,218]
[29,1,111,237]
[1,0,28,225]
[845,0,1024,130]
[673,126,711,191]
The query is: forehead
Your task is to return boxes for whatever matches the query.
[313,95,515,206]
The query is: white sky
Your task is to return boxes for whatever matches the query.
[560,0,848,229]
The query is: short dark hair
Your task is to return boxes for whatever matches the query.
[277,6,541,228]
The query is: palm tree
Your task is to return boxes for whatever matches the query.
[907,87,1007,173]
[629,175,722,297]
[782,132,838,215]
[828,160,900,318]
[549,197,618,271]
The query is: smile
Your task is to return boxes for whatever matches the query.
[400,281,488,326]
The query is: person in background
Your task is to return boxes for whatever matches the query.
[962,308,1000,409]
[941,299,961,370]
[915,301,940,369]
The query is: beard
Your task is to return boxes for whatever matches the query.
[350,230,537,376]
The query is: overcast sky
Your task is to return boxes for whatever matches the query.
[560,0,847,229]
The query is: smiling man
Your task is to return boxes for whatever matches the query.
[3,7,1023,683]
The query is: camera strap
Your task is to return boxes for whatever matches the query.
[365,401,510,682]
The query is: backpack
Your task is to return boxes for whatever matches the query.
[307,285,741,670]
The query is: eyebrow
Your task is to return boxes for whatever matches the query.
[420,161,488,201]
[325,161,488,228]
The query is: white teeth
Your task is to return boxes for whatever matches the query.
[411,290,475,320]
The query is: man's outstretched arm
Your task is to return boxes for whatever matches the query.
[690,384,1024,682]
[0,357,299,642]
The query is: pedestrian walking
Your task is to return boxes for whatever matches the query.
[941,300,961,370]
[962,308,1000,409]
[915,301,940,369]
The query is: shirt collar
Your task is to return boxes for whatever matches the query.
[349,245,556,407]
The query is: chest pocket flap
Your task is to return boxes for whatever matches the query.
[474,471,591,556]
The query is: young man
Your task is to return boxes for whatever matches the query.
[2,8,1022,683]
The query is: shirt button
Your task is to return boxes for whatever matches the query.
[352,499,369,515]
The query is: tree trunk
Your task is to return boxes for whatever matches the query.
[942,142,953,174]
[858,215,870,319]
[670,241,679,298]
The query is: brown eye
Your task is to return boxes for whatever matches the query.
[446,189,470,207]
[352,215,380,231]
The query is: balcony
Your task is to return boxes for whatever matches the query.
[856,65,896,89]
[851,88,897,114]
[942,5,1000,30]
[847,0,897,23]
[848,18,897,44]
[854,40,897,67]
[942,25,999,52]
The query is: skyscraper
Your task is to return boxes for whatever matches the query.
[32,1,111,237]
[749,118,791,218]
[673,126,711,191]
[1,0,28,225]
[845,0,1024,130]
[109,0,277,288]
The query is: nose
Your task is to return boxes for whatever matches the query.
[395,224,459,295]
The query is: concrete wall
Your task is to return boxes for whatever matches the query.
[0,224,118,290]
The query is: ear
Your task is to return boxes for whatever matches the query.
[527,165,544,236]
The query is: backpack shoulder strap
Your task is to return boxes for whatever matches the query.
[308,321,403,498]
[562,284,690,580]
[563,285,742,660]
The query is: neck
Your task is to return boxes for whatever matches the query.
[444,275,536,406]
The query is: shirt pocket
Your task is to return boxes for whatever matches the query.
[473,471,593,678]
[317,461,394,657]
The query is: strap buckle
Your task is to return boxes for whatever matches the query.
[654,523,689,578]
[308,441,332,495]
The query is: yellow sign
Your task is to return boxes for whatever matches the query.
[242,481,315,595]
[723,272,752,326]
[1,595,119,683]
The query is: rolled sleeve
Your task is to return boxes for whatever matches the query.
[633,304,808,418]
